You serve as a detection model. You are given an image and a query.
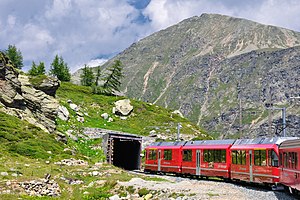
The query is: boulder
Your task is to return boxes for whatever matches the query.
[32,76,60,97]
[101,113,109,120]
[69,103,79,111]
[109,194,120,200]
[0,172,8,176]
[57,106,69,121]
[172,110,184,118]
[144,193,153,200]
[114,99,133,116]
[108,117,113,122]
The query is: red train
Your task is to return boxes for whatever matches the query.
[279,138,300,194]
[145,137,300,194]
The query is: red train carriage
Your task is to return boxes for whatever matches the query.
[279,138,300,194]
[230,137,291,184]
[181,140,235,179]
[145,141,186,173]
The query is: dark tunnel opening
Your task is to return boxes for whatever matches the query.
[112,139,141,170]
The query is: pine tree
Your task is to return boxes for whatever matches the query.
[36,62,46,75]
[49,55,71,81]
[29,61,46,76]
[5,44,23,69]
[95,66,102,86]
[80,64,95,86]
[28,61,38,76]
[102,60,123,95]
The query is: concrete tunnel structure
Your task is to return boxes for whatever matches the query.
[103,132,142,170]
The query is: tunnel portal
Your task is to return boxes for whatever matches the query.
[103,133,142,170]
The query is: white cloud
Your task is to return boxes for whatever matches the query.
[0,0,299,73]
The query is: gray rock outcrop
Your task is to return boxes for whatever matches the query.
[0,52,60,133]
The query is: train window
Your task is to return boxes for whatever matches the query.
[295,153,298,169]
[232,150,245,165]
[284,152,288,168]
[183,150,192,161]
[254,150,266,166]
[164,150,172,160]
[204,150,209,162]
[221,150,226,163]
[232,151,237,164]
[268,150,279,167]
[148,150,157,160]
[204,150,226,163]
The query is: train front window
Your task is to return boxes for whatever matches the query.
[268,150,279,167]
[148,150,157,160]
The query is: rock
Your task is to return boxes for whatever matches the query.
[149,130,156,136]
[101,113,109,120]
[114,99,133,116]
[45,161,50,164]
[91,171,100,176]
[11,173,18,177]
[57,106,69,121]
[76,112,84,117]
[66,130,78,141]
[67,99,72,103]
[120,116,127,120]
[0,54,60,133]
[112,107,116,114]
[77,116,84,123]
[144,193,152,200]
[54,158,88,166]
[109,194,120,200]
[83,191,89,195]
[172,110,184,118]
[69,103,79,111]
[108,117,113,122]
[1,172,8,176]
[55,131,68,143]
[47,151,52,154]
[32,76,60,97]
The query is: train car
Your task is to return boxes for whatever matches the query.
[230,137,292,184]
[144,141,186,173]
[279,138,300,194]
[181,139,235,179]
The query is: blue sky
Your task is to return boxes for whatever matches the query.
[0,0,300,72]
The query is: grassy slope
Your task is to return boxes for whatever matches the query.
[56,82,210,139]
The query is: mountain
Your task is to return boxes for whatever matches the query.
[73,13,300,138]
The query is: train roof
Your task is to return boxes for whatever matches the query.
[146,141,186,147]
[184,139,235,146]
[279,138,300,149]
[232,137,296,146]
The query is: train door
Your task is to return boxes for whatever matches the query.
[196,150,201,176]
[249,150,253,182]
[158,150,161,171]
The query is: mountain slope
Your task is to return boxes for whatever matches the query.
[96,13,300,138]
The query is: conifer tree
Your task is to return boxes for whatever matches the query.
[49,55,71,81]
[102,60,123,95]
[5,44,23,69]
[80,64,94,86]
[28,61,38,76]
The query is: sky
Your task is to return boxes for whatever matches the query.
[1,0,300,72]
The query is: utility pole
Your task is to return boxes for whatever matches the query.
[265,104,287,137]
[177,123,182,141]
[237,82,243,135]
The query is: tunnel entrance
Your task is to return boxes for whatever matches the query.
[103,132,142,170]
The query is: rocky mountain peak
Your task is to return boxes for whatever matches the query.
[72,14,300,138]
